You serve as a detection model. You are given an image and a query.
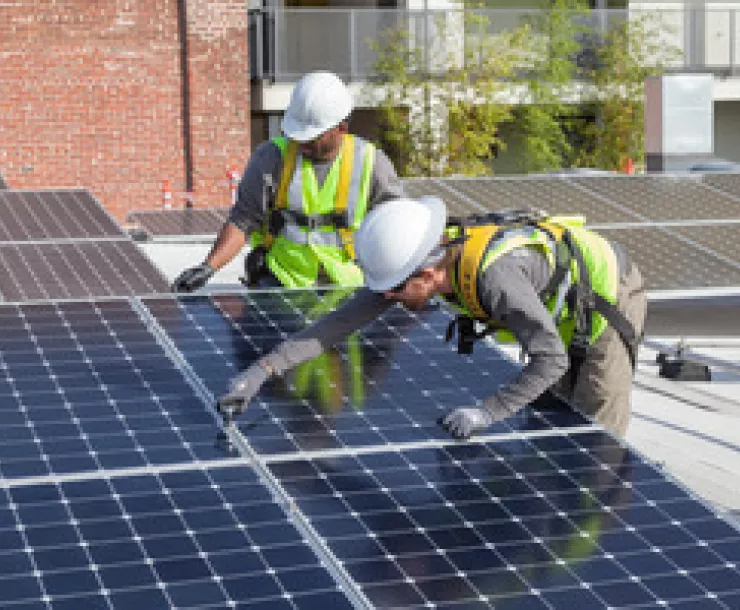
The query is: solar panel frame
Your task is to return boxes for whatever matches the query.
[0,189,124,241]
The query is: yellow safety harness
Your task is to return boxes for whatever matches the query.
[445,210,638,386]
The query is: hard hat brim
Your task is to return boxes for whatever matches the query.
[363,196,448,292]
[281,113,333,143]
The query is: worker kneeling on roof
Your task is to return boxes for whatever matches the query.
[171,71,402,292]
[218,196,647,439]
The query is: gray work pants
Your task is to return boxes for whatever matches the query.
[554,264,647,438]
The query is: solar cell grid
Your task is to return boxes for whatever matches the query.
[702,173,740,201]
[0,241,168,301]
[573,175,740,221]
[143,292,593,456]
[0,190,123,241]
[599,226,740,291]
[127,208,229,238]
[443,177,639,224]
[0,465,355,609]
[0,300,225,479]
[403,178,486,217]
[269,432,740,609]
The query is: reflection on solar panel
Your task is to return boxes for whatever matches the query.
[270,433,740,609]
[0,465,355,610]
[127,208,229,239]
[144,292,592,456]
[0,241,168,300]
[0,300,221,478]
[0,189,124,240]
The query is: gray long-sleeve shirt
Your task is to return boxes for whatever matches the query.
[227,139,404,236]
[262,248,571,420]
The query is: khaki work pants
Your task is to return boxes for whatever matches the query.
[554,264,647,438]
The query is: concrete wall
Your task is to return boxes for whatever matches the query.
[0,0,250,221]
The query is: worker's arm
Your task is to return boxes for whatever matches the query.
[441,251,569,439]
[171,142,282,293]
[367,147,405,208]
[218,289,393,413]
[204,223,247,270]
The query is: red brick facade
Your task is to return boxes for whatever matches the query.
[0,0,250,222]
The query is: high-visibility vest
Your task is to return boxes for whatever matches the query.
[446,217,620,347]
[250,135,375,288]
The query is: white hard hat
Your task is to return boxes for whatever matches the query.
[355,197,447,292]
[281,71,353,142]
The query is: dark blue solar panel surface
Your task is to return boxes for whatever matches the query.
[0,466,354,609]
[143,292,593,456]
[269,431,740,609]
[0,300,224,479]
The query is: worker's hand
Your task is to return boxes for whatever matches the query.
[217,362,271,416]
[438,407,494,440]
[171,263,215,293]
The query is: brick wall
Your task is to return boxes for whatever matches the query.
[0,0,250,222]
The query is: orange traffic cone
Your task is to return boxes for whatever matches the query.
[622,157,634,174]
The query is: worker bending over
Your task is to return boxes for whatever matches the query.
[218,197,646,439]
[172,71,403,292]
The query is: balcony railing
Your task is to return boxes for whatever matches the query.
[248,7,740,83]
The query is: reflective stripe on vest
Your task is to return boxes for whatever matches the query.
[281,134,368,246]
[255,135,375,288]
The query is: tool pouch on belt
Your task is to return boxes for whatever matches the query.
[241,245,269,288]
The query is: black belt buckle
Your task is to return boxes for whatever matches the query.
[569,334,591,360]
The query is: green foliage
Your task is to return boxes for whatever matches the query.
[366,5,532,177]
[367,1,681,176]
[573,11,682,170]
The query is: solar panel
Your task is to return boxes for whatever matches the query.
[127,208,229,239]
[0,189,124,240]
[2,289,739,609]
[646,296,740,337]
[0,464,355,609]
[573,176,740,222]
[0,241,168,301]
[143,292,595,457]
[0,300,223,479]
[700,173,740,201]
[441,177,640,224]
[269,432,740,609]
[599,226,740,291]
[403,178,489,217]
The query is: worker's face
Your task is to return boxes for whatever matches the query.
[299,123,347,162]
[382,269,437,311]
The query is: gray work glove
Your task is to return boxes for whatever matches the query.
[171,263,215,293]
[438,407,494,440]
[217,362,271,416]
